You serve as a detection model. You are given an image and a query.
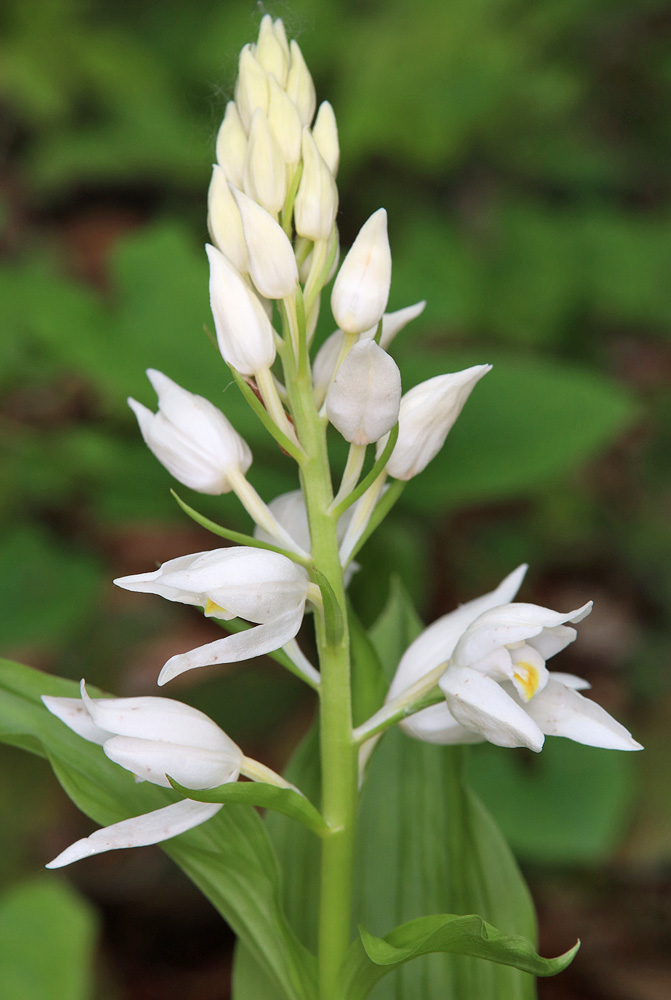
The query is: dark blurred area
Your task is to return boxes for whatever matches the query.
[1,0,670,997]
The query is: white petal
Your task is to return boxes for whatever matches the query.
[440,666,545,752]
[548,671,591,691]
[387,564,528,699]
[79,682,238,753]
[41,696,108,745]
[326,340,401,444]
[103,736,241,789]
[158,605,305,685]
[399,702,485,745]
[525,678,643,751]
[45,800,222,868]
[331,209,391,335]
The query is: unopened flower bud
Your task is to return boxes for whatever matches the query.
[331,209,391,334]
[207,165,248,274]
[295,129,339,241]
[381,365,491,480]
[268,75,302,165]
[255,14,289,87]
[206,243,276,375]
[235,45,269,131]
[215,102,247,189]
[128,369,252,494]
[232,188,298,299]
[312,101,339,176]
[243,109,287,215]
[286,40,316,126]
[326,341,401,445]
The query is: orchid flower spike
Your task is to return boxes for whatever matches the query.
[387,566,642,754]
[114,547,312,685]
[42,682,243,867]
[128,369,252,495]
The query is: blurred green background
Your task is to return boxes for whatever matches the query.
[1,0,670,997]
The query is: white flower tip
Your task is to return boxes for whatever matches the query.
[46,839,95,869]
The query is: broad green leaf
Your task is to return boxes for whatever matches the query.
[168,777,329,837]
[341,914,578,1000]
[0,659,317,1000]
[0,879,97,1000]
[393,348,637,511]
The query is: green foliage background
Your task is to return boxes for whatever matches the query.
[1,0,669,996]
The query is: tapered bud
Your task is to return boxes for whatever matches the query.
[235,45,269,131]
[326,341,401,445]
[207,165,248,274]
[331,209,391,334]
[381,365,491,480]
[215,102,247,189]
[286,40,316,126]
[255,14,289,87]
[232,188,298,299]
[243,110,287,215]
[206,243,276,375]
[271,18,290,63]
[268,75,302,165]
[312,101,339,176]
[128,369,252,494]
[295,129,339,241]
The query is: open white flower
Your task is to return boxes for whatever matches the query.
[114,546,311,685]
[128,369,252,495]
[387,566,642,753]
[42,682,242,867]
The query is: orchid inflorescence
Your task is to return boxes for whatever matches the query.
[41,15,641,996]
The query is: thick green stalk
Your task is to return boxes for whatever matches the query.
[281,333,359,1000]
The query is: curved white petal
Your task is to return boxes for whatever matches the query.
[45,800,222,868]
[387,564,528,699]
[103,736,241,789]
[41,696,108,745]
[548,671,591,691]
[399,702,485,745]
[440,666,545,752]
[158,605,305,685]
[525,678,643,751]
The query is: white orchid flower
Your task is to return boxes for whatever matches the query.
[114,547,313,685]
[42,682,243,867]
[128,369,252,495]
[386,566,642,753]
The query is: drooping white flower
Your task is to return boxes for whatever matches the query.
[232,187,298,299]
[331,209,392,335]
[114,547,311,685]
[42,682,242,867]
[128,369,252,495]
[380,365,491,480]
[326,340,401,444]
[206,243,276,375]
[387,567,642,753]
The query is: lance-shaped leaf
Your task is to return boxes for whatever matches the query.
[340,914,579,1000]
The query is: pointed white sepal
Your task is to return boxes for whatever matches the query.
[440,666,546,752]
[215,102,248,190]
[286,41,316,126]
[207,165,249,275]
[525,677,643,751]
[255,14,289,87]
[312,100,339,176]
[326,340,401,444]
[295,128,339,241]
[234,45,269,131]
[243,109,287,215]
[267,74,302,165]
[232,187,298,299]
[331,209,392,335]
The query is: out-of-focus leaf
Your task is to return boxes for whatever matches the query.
[0,660,317,1000]
[0,879,97,1000]
[393,348,637,511]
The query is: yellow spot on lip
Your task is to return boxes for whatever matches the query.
[205,598,228,617]
[513,662,540,701]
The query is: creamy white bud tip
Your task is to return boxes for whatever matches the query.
[312,101,339,176]
[256,14,289,87]
[232,187,298,299]
[215,102,247,189]
[382,365,491,480]
[295,128,339,242]
[206,243,276,375]
[331,209,392,334]
[268,75,302,165]
[207,165,249,275]
[286,40,316,126]
[243,109,287,215]
[234,45,269,131]
[326,340,401,444]
[128,368,252,495]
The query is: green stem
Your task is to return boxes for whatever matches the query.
[281,313,358,1000]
